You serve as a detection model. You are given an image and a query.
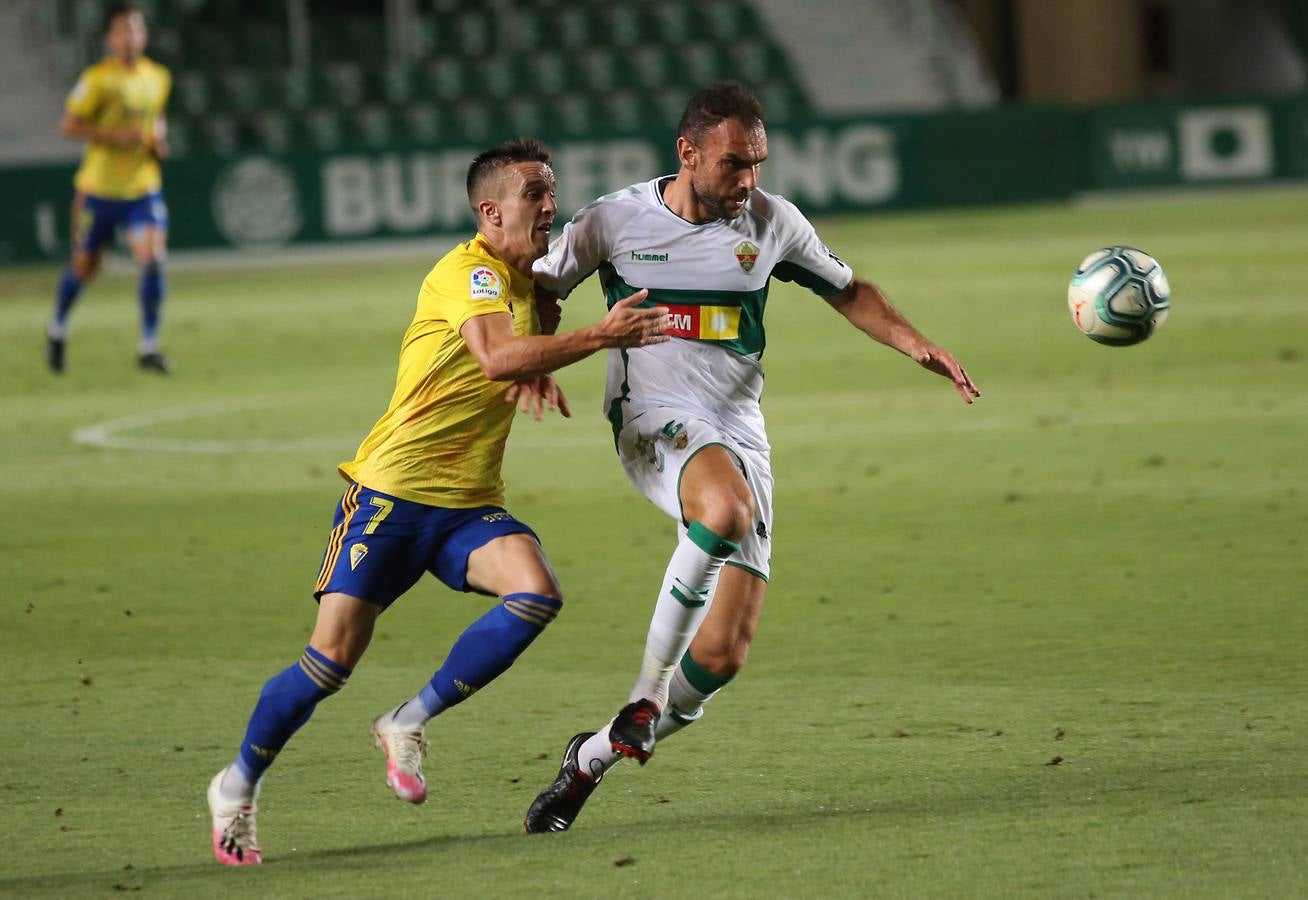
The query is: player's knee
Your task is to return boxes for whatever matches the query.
[691,490,755,543]
[506,571,563,604]
[72,254,100,281]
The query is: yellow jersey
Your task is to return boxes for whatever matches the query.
[339,235,541,508]
[66,56,171,200]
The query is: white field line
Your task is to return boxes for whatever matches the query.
[71,392,1306,455]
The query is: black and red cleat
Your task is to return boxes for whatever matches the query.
[524,732,601,833]
[609,698,659,765]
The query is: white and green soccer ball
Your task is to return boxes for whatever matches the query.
[1067,246,1171,346]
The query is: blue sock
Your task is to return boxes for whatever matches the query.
[139,261,165,344]
[234,646,351,782]
[416,593,562,717]
[52,268,83,332]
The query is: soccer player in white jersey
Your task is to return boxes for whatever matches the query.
[523,82,980,833]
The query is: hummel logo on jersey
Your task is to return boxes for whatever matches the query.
[349,543,369,570]
[756,520,769,540]
[631,250,669,263]
[734,240,760,272]
[470,266,502,299]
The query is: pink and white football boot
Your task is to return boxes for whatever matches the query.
[371,706,428,804]
[207,766,262,865]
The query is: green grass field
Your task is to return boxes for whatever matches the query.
[2,188,1306,898]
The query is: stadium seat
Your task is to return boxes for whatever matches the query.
[219,67,261,115]
[351,105,396,149]
[678,43,728,86]
[602,5,645,47]
[325,63,367,108]
[550,93,597,137]
[523,52,571,97]
[452,10,492,56]
[397,103,443,145]
[451,100,493,143]
[575,48,620,93]
[300,108,345,152]
[555,8,591,50]
[504,96,544,137]
[249,110,293,154]
[631,46,671,91]
[175,70,213,117]
[421,57,465,103]
[651,1,692,43]
[375,63,417,106]
[201,114,241,156]
[598,89,649,135]
[474,56,521,100]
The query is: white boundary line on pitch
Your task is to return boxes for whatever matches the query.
[71,392,1306,456]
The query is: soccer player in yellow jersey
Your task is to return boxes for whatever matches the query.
[205,138,669,866]
[47,3,172,374]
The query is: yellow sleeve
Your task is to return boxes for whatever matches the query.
[65,67,101,121]
[155,64,172,113]
[426,256,514,336]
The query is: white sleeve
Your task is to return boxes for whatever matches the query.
[532,202,609,299]
[772,196,855,297]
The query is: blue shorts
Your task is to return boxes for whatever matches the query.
[75,191,168,253]
[313,483,538,609]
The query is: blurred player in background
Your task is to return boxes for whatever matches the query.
[525,82,980,833]
[206,139,668,865]
[47,2,172,374]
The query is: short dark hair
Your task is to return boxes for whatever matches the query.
[677,82,766,145]
[466,138,552,212]
[103,2,140,34]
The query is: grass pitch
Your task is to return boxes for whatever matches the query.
[2,187,1306,898]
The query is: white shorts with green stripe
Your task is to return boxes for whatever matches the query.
[616,405,773,581]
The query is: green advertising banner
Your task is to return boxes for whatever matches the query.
[2,95,1303,266]
[1085,96,1308,190]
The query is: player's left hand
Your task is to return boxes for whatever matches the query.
[535,290,562,335]
[506,375,571,420]
[914,345,981,404]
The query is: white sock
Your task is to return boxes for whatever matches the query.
[627,521,738,709]
[577,652,733,779]
[390,697,429,730]
[576,723,620,780]
[47,321,68,340]
[655,655,724,740]
[219,764,258,802]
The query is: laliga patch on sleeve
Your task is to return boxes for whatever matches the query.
[68,77,89,103]
[469,266,502,300]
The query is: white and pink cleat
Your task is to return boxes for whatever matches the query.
[207,767,262,866]
[371,706,428,804]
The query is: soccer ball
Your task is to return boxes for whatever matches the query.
[1067,246,1171,346]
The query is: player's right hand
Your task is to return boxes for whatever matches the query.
[101,125,147,148]
[598,289,669,348]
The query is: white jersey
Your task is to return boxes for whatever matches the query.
[533,176,854,450]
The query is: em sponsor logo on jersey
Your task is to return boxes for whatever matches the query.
[470,266,502,299]
[664,304,741,341]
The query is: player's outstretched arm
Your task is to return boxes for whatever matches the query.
[825,276,980,404]
[59,111,145,148]
[463,289,668,383]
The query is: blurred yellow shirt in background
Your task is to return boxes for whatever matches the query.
[66,56,171,200]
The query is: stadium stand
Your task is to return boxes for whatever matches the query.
[45,0,813,157]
